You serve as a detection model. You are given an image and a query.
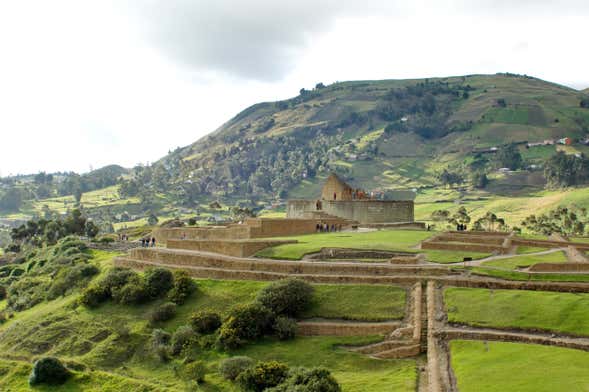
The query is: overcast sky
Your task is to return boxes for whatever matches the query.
[1,0,588,175]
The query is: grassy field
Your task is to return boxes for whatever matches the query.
[300,284,406,321]
[234,336,417,392]
[255,230,434,259]
[0,250,414,391]
[481,250,567,270]
[423,249,491,264]
[445,287,589,336]
[451,340,589,392]
[516,245,548,254]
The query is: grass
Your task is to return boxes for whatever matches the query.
[300,284,406,321]
[466,266,589,282]
[256,230,433,260]
[445,287,589,336]
[451,340,589,392]
[234,336,417,392]
[0,249,415,391]
[516,245,548,254]
[481,250,567,270]
[0,359,167,391]
[423,250,490,264]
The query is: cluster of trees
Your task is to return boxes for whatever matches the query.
[543,151,589,188]
[431,208,510,232]
[521,206,587,236]
[9,209,99,247]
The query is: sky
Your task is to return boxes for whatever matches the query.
[1,0,588,176]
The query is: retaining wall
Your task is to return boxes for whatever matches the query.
[297,321,401,336]
[528,262,589,272]
[125,248,449,277]
[421,241,504,254]
[166,239,296,257]
[440,328,589,352]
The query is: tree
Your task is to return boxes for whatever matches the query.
[84,221,99,238]
[544,152,589,188]
[431,210,450,222]
[580,98,589,109]
[29,357,70,386]
[494,144,522,170]
[449,207,470,226]
[147,213,159,226]
[0,188,23,212]
[437,169,464,187]
[472,172,489,189]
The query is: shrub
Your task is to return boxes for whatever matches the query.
[219,356,255,381]
[79,284,109,308]
[101,268,138,292]
[111,276,148,305]
[0,285,6,300]
[98,237,115,244]
[266,367,341,392]
[144,268,174,299]
[256,278,314,317]
[190,311,221,334]
[217,303,274,349]
[29,357,70,386]
[182,360,207,383]
[149,302,177,323]
[168,270,196,305]
[171,325,196,355]
[150,329,171,362]
[47,264,100,300]
[273,316,297,340]
[236,361,289,392]
[7,277,48,311]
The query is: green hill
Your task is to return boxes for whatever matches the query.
[158,73,589,200]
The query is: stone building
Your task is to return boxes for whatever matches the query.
[287,174,416,224]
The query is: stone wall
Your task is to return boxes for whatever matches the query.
[286,200,317,219]
[420,241,504,254]
[297,321,401,336]
[166,239,297,257]
[323,200,414,224]
[528,262,589,272]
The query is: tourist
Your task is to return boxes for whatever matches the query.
[324,223,329,232]
[333,192,337,201]
[151,237,156,247]
[316,223,321,232]
[141,238,146,247]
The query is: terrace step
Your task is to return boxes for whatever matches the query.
[126,248,451,277]
[371,343,422,359]
[115,257,443,285]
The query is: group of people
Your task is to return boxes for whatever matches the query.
[141,237,156,247]
[456,223,468,231]
[117,233,129,241]
[316,222,342,233]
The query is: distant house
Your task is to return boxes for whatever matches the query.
[543,139,556,145]
[497,167,511,173]
[557,137,572,145]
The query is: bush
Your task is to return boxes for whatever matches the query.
[7,277,48,311]
[219,356,255,381]
[47,264,100,300]
[111,276,148,305]
[267,367,341,392]
[217,303,274,349]
[171,325,196,355]
[168,270,196,305]
[149,302,177,323]
[182,360,207,383]
[236,361,289,392]
[101,268,138,292]
[79,284,109,307]
[256,278,314,317]
[0,285,6,300]
[150,329,171,362]
[273,316,297,340]
[98,237,115,244]
[29,357,70,386]
[190,311,221,334]
[144,268,174,299]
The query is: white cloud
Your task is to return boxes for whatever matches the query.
[0,0,587,175]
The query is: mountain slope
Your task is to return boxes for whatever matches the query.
[157,73,589,201]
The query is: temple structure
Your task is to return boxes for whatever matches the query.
[287,173,415,225]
